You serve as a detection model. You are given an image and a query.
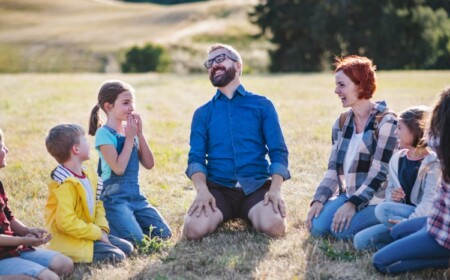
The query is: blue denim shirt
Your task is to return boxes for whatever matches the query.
[185,84,290,195]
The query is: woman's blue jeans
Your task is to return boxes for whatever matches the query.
[373,217,450,274]
[310,194,379,239]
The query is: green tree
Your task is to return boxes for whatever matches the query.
[121,43,171,73]
[250,0,450,71]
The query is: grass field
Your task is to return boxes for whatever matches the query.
[0,71,449,279]
[0,0,264,73]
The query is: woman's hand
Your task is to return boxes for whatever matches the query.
[306,201,323,231]
[332,202,356,233]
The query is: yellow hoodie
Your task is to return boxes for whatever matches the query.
[45,165,109,263]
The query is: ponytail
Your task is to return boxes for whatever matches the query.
[89,104,101,136]
[89,80,134,136]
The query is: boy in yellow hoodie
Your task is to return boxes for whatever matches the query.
[44,124,133,263]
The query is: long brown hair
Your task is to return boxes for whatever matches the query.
[399,106,429,148]
[88,80,134,136]
[429,87,450,182]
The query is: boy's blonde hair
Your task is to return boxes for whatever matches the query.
[46,124,85,164]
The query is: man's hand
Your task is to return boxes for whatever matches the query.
[264,188,286,217]
[188,189,217,217]
[306,201,323,231]
[332,202,356,233]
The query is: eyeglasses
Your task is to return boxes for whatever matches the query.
[204,53,237,69]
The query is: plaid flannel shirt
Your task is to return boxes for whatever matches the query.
[312,101,398,211]
[0,181,33,259]
[427,180,450,249]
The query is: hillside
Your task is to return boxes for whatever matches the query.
[0,0,266,73]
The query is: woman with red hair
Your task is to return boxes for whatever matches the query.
[305,55,398,239]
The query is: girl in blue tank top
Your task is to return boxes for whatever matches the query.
[89,80,171,245]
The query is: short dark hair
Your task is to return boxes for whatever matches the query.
[45,124,84,164]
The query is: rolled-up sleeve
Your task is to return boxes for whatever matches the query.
[269,162,290,180]
[263,100,290,180]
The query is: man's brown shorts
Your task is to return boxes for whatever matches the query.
[207,180,271,222]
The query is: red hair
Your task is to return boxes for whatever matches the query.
[334,55,377,99]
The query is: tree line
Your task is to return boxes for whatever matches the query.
[250,0,450,71]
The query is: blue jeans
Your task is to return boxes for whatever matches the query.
[311,194,379,239]
[373,217,450,274]
[103,196,172,244]
[0,248,58,277]
[353,202,416,250]
[93,234,134,263]
[375,201,415,227]
[353,224,393,250]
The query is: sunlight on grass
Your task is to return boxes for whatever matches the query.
[0,72,448,279]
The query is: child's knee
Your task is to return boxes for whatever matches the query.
[49,254,74,275]
[374,203,388,223]
[36,268,60,280]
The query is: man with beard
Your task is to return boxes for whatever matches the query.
[183,43,290,240]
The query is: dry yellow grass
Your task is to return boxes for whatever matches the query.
[0,0,261,72]
[0,71,449,279]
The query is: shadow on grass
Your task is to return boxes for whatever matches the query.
[296,218,450,280]
[132,219,271,279]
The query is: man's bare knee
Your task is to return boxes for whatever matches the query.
[183,213,222,240]
[257,215,287,237]
[183,220,209,240]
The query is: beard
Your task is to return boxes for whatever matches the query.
[209,65,236,87]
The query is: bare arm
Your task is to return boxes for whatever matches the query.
[100,114,137,175]
[134,114,154,169]
[0,234,50,247]
[9,219,29,236]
